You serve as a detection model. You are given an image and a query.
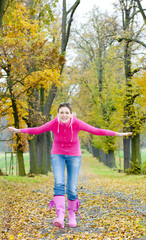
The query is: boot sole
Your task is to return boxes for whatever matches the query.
[53,219,64,229]
[69,223,77,227]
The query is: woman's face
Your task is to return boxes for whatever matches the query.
[58,107,72,123]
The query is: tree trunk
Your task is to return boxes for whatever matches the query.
[28,137,39,174]
[7,71,26,176]
[88,140,93,154]
[46,131,52,172]
[123,22,132,172]
[27,88,52,174]
[123,137,131,171]
[132,133,141,165]
[99,149,105,163]
[0,0,6,28]
[16,146,26,176]
[28,132,52,174]
[106,150,116,168]
[91,145,99,158]
[61,0,80,55]
[36,133,47,174]
[15,135,26,176]
[15,133,26,176]
[35,87,48,174]
[98,49,103,94]
[61,0,67,54]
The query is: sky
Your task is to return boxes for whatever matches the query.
[68,0,115,15]
[57,0,145,64]
[58,0,116,63]
[58,0,146,24]
[58,0,117,23]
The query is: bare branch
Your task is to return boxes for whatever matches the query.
[131,67,142,76]
[117,37,146,48]
[130,9,146,20]
[75,30,95,61]
[0,138,14,142]
[135,0,146,23]
[66,0,80,15]
[81,77,97,106]
[62,0,80,54]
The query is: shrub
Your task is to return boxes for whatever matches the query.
[126,162,141,175]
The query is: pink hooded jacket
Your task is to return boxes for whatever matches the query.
[20,116,115,156]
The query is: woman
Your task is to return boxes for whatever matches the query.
[8,102,132,229]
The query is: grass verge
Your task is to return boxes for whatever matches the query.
[82,150,146,183]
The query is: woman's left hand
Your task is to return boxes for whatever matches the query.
[115,132,133,137]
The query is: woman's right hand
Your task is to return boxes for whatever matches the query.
[8,127,21,133]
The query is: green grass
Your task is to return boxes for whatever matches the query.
[115,148,146,170]
[0,152,30,175]
[82,150,146,182]
[0,174,51,184]
[115,148,146,176]
[140,148,146,167]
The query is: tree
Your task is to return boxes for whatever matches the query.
[0,2,61,175]
[45,0,80,113]
[27,0,80,174]
[62,2,145,172]
[116,0,145,172]
[0,0,80,175]
[67,8,120,167]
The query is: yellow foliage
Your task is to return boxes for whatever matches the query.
[24,69,60,90]
[132,71,146,107]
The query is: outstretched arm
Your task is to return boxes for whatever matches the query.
[8,120,54,135]
[77,119,133,137]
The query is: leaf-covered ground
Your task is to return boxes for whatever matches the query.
[0,155,146,240]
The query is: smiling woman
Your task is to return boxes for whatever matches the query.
[8,102,132,229]
[57,102,72,123]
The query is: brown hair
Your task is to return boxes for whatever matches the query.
[58,102,72,113]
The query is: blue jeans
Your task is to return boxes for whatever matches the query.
[51,154,81,200]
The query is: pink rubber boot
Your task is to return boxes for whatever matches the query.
[68,198,81,227]
[49,195,65,229]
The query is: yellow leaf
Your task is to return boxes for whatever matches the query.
[9,236,14,240]
[18,233,23,236]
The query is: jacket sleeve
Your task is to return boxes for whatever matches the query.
[77,119,115,136]
[20,120,54,135]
